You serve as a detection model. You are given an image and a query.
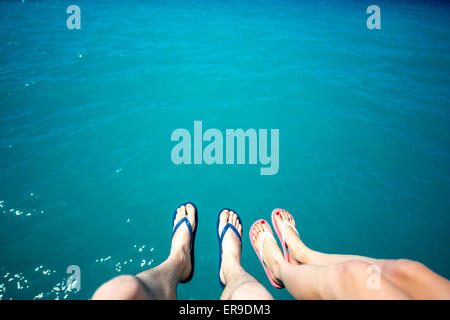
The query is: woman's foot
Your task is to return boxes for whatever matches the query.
[250,220,285,286]
[218,209,243,286]
[273,209,311,264]
[170,203,197,282]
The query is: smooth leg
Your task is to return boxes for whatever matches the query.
[251,220,411,300]
[273,211,450,299]
[277,260,410,299]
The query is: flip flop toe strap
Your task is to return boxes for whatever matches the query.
[257,230,283,288]
[280,220,298,247]
[218,221,242,288]
[220,223,242,245]
[172,216,193,244]
[259,231,275,267]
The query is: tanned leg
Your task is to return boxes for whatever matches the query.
[92,204,197,300]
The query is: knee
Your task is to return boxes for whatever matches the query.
[389,259,426,280]
[341,260,372,276]
[92,275,146,300]
[334,260,374,286]
[228,281,273,300]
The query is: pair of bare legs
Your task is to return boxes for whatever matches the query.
[250,211,450,299]
[92,205,272,300]
[92,204,450,300]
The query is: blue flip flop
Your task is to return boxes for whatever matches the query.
[172,202,198,284]
[217,208,242,288]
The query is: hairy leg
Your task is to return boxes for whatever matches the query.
[218,209,273,300]
[92,256,185,300]
[92,275,154,300]
[221,264,273,300]
[92,204,197,300]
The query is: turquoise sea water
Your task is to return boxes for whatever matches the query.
[1,0,449,300]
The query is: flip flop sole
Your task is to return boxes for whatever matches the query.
[217,208,242,289]
[172,202,198,284]
[249,219,283,289]
[271,208,296,263]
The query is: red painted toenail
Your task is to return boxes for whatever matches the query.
[276,212,280,215]
[261,221,265,224]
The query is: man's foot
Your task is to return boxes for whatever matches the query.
[250,221,285,286]
[218,209,243,286]
[273,210,310,264]
[170,203,197,282]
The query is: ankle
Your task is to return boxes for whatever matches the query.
[168,248,187,270]
[290,243,314,264]
[284,234,311,262]
[267,254,284,281]
[222,255,242,280]
[222,252,241,269]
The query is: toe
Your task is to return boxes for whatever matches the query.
[275,211,281,222]
[220,209,229,219]
[185,203,196,229]
[174,208,182,226]
[254,223,265,248]
[231,212,237,226]
[219,209,233,238]
[261,223,267,233]
[180,205,186,216]
[262,221,270,233]
[260,220,266,230]
[219,209,229,228]
[186,203,195,215]
[258,224,263,233]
